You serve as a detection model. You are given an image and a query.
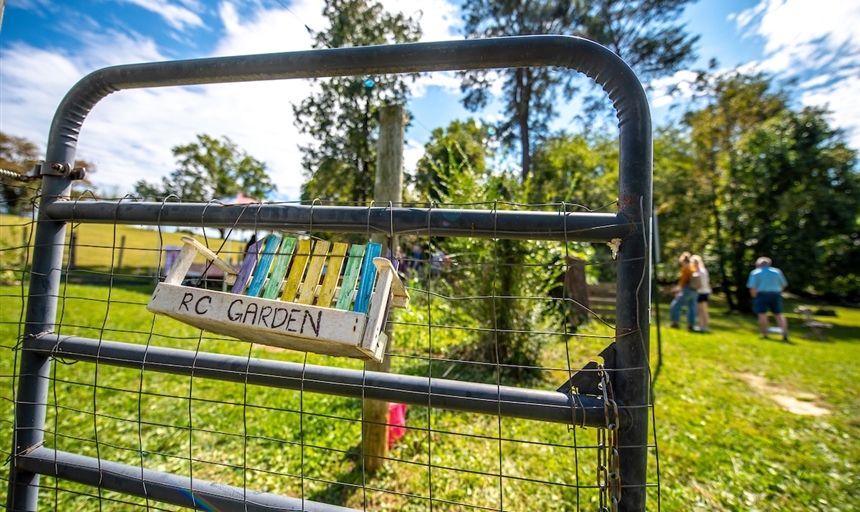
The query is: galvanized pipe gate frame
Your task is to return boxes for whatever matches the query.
[7,35,652,511]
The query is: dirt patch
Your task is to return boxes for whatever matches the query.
[738,373,830,416]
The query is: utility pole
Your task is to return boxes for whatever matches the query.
[363,104,405,472]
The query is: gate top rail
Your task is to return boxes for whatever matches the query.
[43,35,651,205]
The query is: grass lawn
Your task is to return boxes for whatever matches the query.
[2,280,857,511]
[1,214,858,510]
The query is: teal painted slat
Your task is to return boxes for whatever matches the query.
[334,244,366,310]
[262,237,297,299]
[352,242,382,314]
[246,233,282,297]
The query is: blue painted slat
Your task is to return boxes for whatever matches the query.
[245,233,282,297]
[352,242,381,313]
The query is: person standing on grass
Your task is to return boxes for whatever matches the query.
[669,251,698,331]
[690,255,711,333]
[746,256,789,341]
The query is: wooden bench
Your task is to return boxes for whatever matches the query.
[147,235,408,361]
[794,306,833,341]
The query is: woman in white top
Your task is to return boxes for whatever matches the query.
[690,255,711,333]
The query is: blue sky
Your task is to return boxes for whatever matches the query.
[2,0,858,200]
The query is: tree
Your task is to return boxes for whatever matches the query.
[459,0,699,180]
[527,131,618,208]
[133,134,274,237]
[726,107,859,303]
[293,0,421,203]
[680,70,860,309]
[412,119,491,203]
[414,121,594,380]
[134,134,273,202]
[1,132,98,213]
[1,132,40,214]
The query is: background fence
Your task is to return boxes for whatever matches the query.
[2,36,654,511]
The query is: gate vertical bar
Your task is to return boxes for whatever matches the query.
[7,154,74,509]
[615,95,653,510]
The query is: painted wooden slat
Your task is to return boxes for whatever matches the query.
[163,244,198,286]
[317,242,348,308]
[179,236,238,285]
[246,233,283,297]
[352,242,382,314]
[280,238,312,303]
[231,237,265,294]
[298,240,331,304]
[359,258,396,360]
[334,244,366,311]
[262,237,297,299]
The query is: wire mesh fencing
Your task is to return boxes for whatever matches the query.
[2,195,658,511]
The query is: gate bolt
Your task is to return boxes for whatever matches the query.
[69,167,87,180]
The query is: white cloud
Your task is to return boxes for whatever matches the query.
[734,0,860,150]
[403,138,425,176]
[118,0,204,30]
[379,0,462,42]
[0,0,471,198]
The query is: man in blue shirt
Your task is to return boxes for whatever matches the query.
[746,257,789,341]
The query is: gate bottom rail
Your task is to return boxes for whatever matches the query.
[14,446,355,512]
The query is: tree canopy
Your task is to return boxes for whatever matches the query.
[1,132,99,213]
[665,70,860,308]
[459,0,699,180]
[1,132,41,214]
[133,134,274,205]
[293,0,421,203]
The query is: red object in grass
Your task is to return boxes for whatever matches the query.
[388,403,407,449]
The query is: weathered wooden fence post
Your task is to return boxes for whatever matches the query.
[117,234,126,270]
[363,104,405,472]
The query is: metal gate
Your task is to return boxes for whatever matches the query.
[6,36,652,511]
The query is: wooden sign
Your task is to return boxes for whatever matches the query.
[147,235,407,361]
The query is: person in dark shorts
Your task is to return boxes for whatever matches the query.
[746,257,789,341]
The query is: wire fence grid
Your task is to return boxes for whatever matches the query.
[1,193,659,511]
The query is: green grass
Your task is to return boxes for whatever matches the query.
[1,213,243,276]
[1,278,858,510]
[4,209,858,510]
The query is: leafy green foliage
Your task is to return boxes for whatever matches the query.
[1,132,40,214]
[133,134,274,204]
[412,119,491,203]
[679,70,860,307]
[3,282,859,511]
[293,0,421,203]
[729,107,860,297]
[411,121,595,379]
[459,0,699,179]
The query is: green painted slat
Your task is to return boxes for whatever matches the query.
[262,236,297,299]
[334,244,366,310]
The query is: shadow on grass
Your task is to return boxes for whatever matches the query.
[306,445,364,507]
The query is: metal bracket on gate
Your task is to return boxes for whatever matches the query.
[38,160,87,180]
[556,342,616,396]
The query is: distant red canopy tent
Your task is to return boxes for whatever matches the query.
[216,193,259,205]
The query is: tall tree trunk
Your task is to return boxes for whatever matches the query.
[515,68,531,181]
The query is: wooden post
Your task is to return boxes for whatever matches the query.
[68,232,77,270]
[117,235,126,270]
[564,256,589,325]
[363,104,405,473]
